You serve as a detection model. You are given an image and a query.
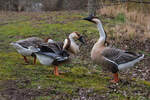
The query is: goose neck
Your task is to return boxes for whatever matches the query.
[97,21,106,44]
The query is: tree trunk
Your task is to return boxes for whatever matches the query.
[88,0,96,16]
[56,0,64,10]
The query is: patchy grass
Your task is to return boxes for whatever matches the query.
[0,11,150,100]
[114,13,126,23]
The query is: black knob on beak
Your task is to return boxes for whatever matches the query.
[78,36,85,44]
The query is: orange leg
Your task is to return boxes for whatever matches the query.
[110,73,119,83]
[33,56,36,65]
[23,56,29,63]
[54,66,59,76]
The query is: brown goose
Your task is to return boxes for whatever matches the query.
[63,32,84,55]
[83,16,144,83]
[29,32,85,76]
[10,37,53,64]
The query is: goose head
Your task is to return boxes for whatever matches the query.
[83,16,108,45]
[69,32,85,44]
[83,16,100,24]
[63,32,85,54]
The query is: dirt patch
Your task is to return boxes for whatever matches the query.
[0,80,109,100]
[0,80,62,100]
[0,79,149,100]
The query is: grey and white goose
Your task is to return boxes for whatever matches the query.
[83,16,144,83]
[10,37,53,64]
[29,32,85,76]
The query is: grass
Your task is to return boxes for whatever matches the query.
[115,13,126,23]
[0,11,150,100]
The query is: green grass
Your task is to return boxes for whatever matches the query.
[115,13,126,23]
[0,11,149,100]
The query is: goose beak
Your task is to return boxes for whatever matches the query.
[83,16,92,21]
[78,36,85,44]
[83,16,96,24]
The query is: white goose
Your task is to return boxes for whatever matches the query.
[29,32,85,76]
[83,16,144,83]
[10,37,53,64]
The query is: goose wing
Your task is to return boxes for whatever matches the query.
[38,43,55,53]
[101,47,141,65]
[49,42,64,54]
[17,37,44,48]
[37,42,69,61]
[38,42,64,54]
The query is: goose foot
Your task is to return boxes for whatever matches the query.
[54,66,59,76]
[110,79,119,83]
[110,73,119,83]
[33,56,36,65]
[23,56,29,63]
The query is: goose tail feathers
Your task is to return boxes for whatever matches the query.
[10,42,22,49]
[137,53,144,61]
[118,53,144,71]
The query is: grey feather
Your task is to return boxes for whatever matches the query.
[16,37,44,48]
[102,47,141,65]
[35,41,69,62]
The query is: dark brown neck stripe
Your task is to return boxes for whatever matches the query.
[65,38,71,50]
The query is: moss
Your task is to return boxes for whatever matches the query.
[36,96,51,100]
[139,80,150,87]
[71,67,90,75]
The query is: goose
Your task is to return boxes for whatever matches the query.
[29,32,85,76]
[83,16,144,83]
[63,32,84,55]
[10,37,53,64]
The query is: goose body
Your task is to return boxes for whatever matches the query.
[83,16,144,83]
[30,32,84,76]
[30,41,69,65]
[10,37,52,64]
[35,53,54,66]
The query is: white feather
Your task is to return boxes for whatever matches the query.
[104,57,118,66]
[47,39,55,43]
[10,42,32,56]
[118,54,144,70]
[63,39,68,49]
[35,53,54,66]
